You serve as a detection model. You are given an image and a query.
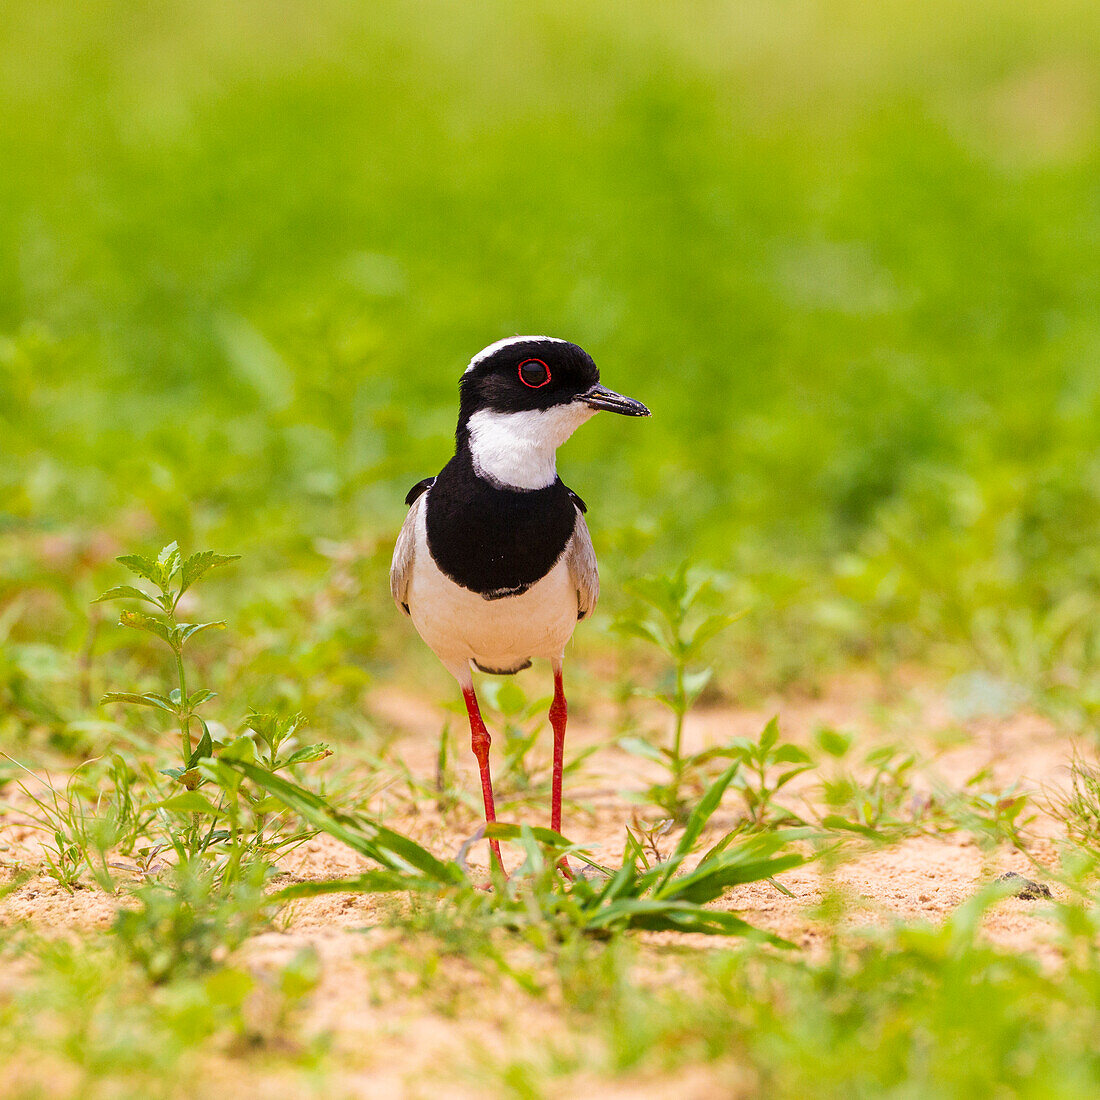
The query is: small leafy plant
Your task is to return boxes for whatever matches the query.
[97,541,239,764]
[816,730,923,838]
[940,773,1035,850]
[729,716,813,828]
[113,860,272,984]
[91,541,331,879]
[615,564,741,818]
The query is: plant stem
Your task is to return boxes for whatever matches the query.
[670,657,686,810]
[175,646,192,760]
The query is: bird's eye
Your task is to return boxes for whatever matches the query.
[517,358,551,388]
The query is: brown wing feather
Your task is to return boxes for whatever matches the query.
[390,492,426,615]
[565,508,599,620]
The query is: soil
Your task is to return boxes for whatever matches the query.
[0,670,1089,1097]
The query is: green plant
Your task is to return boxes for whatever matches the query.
[615,564,741,818]
[1,756,139,891]
[728,716,814,829]
[487,765,803,941]
[0,927,328,1093]
[113,860,272,984]
[97,542,239,764]
[94,542,331,879]
[939,772,1036,851]
[1057,757,1100,848]
[246,758,802,943]
[816,731,923,839]
[486,880,1100,1096]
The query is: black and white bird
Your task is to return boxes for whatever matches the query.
[390,336,650,872]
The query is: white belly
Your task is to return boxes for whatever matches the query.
[406,506,579,681]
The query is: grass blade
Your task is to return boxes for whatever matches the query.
[273,871,444,900]
[230,760,466,885]
[652,762,741,894]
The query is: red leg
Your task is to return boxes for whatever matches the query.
[462,684,505,874]
[549,662,573,879]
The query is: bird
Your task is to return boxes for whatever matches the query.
[390,336,650,873]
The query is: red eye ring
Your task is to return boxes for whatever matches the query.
[517,358,551,388]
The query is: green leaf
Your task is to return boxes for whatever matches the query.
[273,871,445,900]
[815,727,853,758]
[596,847,640,905]
[279,946,321,999]
[820,814,886,840]
[246,711,307,757]
[583,895,791,943]
[154,791,220,814]
[227,760,466,885]
[666,850,804,905]
[157,541,182,582]
[219,735,258,764]
[682,667,714,705]
[178,551,240,597]
[684,745,742,767]
[250,795,288,814]
[100,691,177,714]
[483,822,575,849]
[115,554,163,587]
[616,736,665,763]
[679,569,713,613]
[685,612,741,654]
[480,678,528,716]
[651,763,740,895]
[772,744,814,765]
[674,762,741,860]
[187,688,217,708]
[774,765,813,790]
[118,609,174,647]
[613,617,669,651]
[514,824,546,878]
[93,585,160,606]
[187,729,214,767]
[277,743,333,768]
[204,967,254,1009]
[176,621,227,645]
[759,715,780,752]
[654,691,684,713]
[626,903,793,944]
[199,759,243,795]
[627,566,702,622]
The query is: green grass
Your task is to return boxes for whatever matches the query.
[4,2,1100,1096]
[5,0,1100,706]
[486,892,1100,1099]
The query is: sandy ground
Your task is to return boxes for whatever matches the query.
[0,671,1089,1097]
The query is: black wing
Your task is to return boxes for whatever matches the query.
[405,477,435,506]
[565,486,587,514]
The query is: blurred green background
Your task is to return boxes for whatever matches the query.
[4,0,1100,731]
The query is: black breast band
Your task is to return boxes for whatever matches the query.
[425,452,578,599]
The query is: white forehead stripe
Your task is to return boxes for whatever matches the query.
[466,404,598,490]
[463,335,569,375]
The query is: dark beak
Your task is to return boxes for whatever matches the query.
[580,384,651,417]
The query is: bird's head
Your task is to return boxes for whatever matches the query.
[456,336,650,489]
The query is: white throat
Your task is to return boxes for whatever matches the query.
[465,404,598,490]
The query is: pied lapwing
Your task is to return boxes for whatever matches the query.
[391,336,650,872]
